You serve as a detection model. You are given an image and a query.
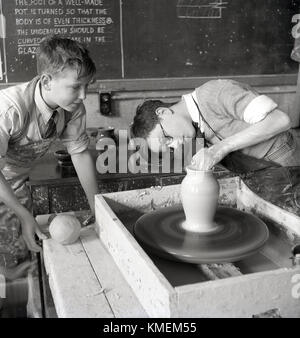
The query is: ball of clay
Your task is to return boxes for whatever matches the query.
[49,214,81,245]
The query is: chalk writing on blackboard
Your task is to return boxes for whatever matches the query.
[3,0,122,82]
[176,0,228,19]
[13,0,116,55]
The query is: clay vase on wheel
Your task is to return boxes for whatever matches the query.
[180,165,220,232]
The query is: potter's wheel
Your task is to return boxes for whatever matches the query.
[134,206,269,264]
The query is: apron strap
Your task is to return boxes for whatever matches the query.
[191,95,223,141]
[9,76,40,145]
[8,109,31,145]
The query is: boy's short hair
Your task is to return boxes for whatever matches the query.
[131,100,173,139]
[36,35,96,78]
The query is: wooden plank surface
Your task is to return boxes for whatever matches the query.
[43,233,114,318]
[80,227,147,318]
[176,266,300,318]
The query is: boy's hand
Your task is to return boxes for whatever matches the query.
[191,144,226,170]
[20,213,47,252]
[0,259,37,281]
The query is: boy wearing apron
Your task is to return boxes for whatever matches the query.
[0,35,99,314]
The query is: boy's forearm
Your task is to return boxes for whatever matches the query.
[71,149,99,213]
[212,109,291,156]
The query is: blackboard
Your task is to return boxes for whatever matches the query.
[0,0,299,83]
[122,0,300,78]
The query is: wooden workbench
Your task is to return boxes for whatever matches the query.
[40,217,244,318]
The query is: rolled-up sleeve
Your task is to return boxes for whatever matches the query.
[60,104,90,155]
[219,80,277,124]
[243,95,278,124]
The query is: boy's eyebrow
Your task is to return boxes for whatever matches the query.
[72,77,95,85]
[67,82,81,86]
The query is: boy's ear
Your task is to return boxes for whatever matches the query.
[155,107,171,117]
[40,74,52,90]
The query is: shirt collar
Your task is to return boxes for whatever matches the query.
[182,91,200,124]
[34,80,63,124]
[182,91,204,133]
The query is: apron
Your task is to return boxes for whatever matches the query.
[0,77,57,268]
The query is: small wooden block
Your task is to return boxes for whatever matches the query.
[198,263,242,280]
